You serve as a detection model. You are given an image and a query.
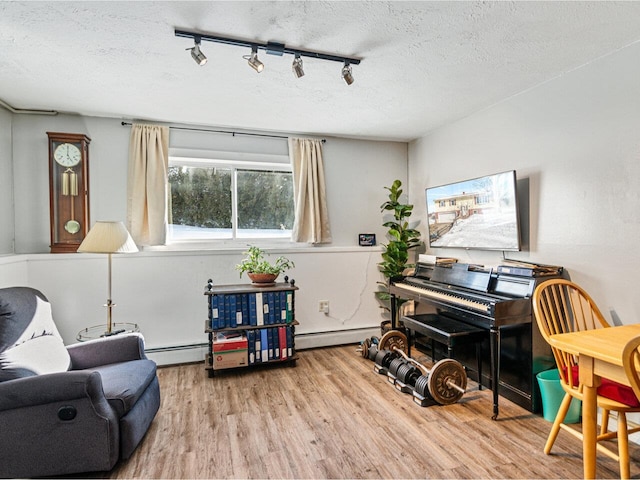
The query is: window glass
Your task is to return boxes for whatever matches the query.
[168,160,293,242]
[237,169,294,239]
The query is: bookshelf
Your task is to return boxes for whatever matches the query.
[203,279,299,377]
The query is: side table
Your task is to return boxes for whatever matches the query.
[76,322,140,342]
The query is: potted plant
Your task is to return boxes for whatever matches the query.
[376,179,422,328]
[236,246,295,285]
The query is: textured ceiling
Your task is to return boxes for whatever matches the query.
[3,1,640,141]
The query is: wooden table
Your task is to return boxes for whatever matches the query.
[549,324,640,479]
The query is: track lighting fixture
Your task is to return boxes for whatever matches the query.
[292,54,304,78]
[246,46,264,73]
[188,36,207,66]
[175,29,361,83]
[341,62,354,86]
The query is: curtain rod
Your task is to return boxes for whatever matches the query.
[120,121,325,143]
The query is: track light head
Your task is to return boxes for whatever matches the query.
[342,62,354,85]
[188,37,207,66]
[246,46,264,73]
[292,55,304,78]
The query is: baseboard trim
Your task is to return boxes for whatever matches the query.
[145,326,380,366]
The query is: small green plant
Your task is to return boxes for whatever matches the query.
[236,246,295,277]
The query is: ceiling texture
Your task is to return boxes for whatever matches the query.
[3,1,640,142]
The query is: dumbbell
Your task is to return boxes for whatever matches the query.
[355,335,379,359]
[391,346,467,406]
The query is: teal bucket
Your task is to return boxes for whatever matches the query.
[537,369,581,424]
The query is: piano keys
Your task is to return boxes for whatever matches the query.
[389,262,564,418]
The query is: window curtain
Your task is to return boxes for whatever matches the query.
[126,124,170,246]
[288,137,332,244]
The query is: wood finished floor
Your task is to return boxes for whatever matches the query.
[78,345,640,479]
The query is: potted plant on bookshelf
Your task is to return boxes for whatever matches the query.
[236,246,295,285]
[376,179,422,330]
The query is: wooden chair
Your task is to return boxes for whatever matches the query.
[533,279,640,479]
[623,334,640,402]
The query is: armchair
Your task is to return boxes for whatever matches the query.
[0,287,160,478]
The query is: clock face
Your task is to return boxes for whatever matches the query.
[53,143,81,167]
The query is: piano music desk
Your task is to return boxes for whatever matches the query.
[401,313,485,391]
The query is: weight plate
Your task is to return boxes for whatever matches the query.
[361,337,371,358]
[427,359,467,405]
[374,349,396,369]
[368,343,378,361]
[388,357,407,377]
[379,330,408,355]
[414,374,429,397]
[396,363,418,385]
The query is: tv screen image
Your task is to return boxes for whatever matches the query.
[425,170,521,251]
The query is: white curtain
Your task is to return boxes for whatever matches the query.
[288,138,332,244]
[126,124,170,246]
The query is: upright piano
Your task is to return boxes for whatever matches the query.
[389,261,564,418]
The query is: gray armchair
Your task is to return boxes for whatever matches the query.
[0,287,160,478]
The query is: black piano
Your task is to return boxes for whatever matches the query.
[389,261,564,419]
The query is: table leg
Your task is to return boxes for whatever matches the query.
[579,355,597,479]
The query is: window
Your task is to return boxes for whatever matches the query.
[168,157,294,241]
[475,194,490,205]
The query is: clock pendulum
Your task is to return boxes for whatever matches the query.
[62,167,80,234]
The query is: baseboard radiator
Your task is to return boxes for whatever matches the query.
[145,326,380,366]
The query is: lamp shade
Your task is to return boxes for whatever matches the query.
[78,221,139,254]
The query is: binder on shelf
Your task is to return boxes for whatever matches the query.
[286,326,293,357]
[274,292,281,324]
[248,293,257,326]
[211,294,220,330]
[271,328,279,359]
[255,329,262,363]
[279,326,288,360]
[240,293,248,326]
[246,329,256,364]
[267,292,276,325]
[285,291,293,323]
[218,294,227,329]
[256,292,265,326]
[267,328,274,361]
[229,295,237,328]
[260,329,269,363]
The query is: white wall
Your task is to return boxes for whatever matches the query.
[0,256,27,287]
[3,113,407,361]
[0,108,13,254]
[409,37,640,326]
[22,246,382,350]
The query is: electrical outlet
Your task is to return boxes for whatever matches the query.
[318,300,329,314]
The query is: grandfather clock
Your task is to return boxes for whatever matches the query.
[47,132,91,253]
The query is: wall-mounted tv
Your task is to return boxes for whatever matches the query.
[425,170,521,251]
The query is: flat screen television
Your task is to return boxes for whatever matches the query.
[425,170,521,251]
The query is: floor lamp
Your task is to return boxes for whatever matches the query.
[78,221,138,335]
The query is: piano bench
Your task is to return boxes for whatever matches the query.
[401,314,485,388]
